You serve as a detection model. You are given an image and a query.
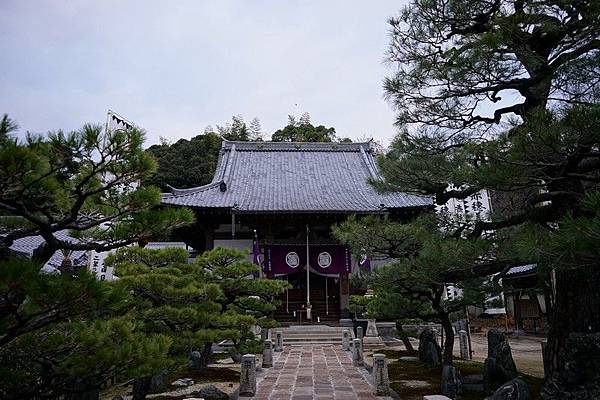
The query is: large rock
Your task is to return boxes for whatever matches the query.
[489,378,532,400]
[189,350,204,370]
[487,330,507,358]
[484,330,518,394]
[419,327,442,367]
[441,365,462,399]
[191,384,230,400]
[148,369,169,393]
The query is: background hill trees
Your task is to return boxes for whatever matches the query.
[146,113,351,190]
[376,0,600,397]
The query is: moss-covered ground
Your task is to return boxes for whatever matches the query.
[376,349,543,400]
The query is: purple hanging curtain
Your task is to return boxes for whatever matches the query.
[263,244,351,276]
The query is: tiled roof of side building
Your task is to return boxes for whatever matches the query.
[505,264,537,276]
[9,230,88,273]
[161,140,433,212]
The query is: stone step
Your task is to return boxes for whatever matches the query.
[283,337,343,342]
[287,341,343,346]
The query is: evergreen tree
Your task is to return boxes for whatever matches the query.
[0,117,193,399]
[216,115,252,141]
[145,132,223,190]
[378,0,599,395]
[106,246,288,399]
[334,214,500,365]
[271,114,339,142]
[249,117,263,141]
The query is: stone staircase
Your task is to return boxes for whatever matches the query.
[273,325,353,346]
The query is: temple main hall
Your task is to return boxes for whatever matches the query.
[161,140,432,323]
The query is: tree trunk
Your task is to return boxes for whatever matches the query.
[132,376,152,400]
[395,321,415,352]
[542,267,600,399]
[439,312,455,366]
[31,242,56,266]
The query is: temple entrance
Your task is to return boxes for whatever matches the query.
[272,271,340,323]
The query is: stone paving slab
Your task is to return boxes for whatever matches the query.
[249,344,390,400]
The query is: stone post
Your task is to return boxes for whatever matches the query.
[372,353,390,396]
[357,326,364,341]
[459,330,469,359]
[352,338,363,366]
[342,329,350,351]
[274,330,283,352]
[262,339,273,368]
[239,354,256,397]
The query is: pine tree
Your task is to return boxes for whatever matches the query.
[379,0,599,395]
[0,117,193,399]
[334,214,500,364]
[107,246,288,400]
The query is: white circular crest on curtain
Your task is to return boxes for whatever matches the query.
[285,252,300,268]
[317,252,332,268]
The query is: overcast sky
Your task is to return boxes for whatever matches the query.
[0,1,409,147]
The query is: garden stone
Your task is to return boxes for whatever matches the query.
[488,329,507,358]
[441,365,462,399]
[419,327,442,367]
[191,384,230,400]
[489,378,532,400]
[171,378,194,387]
[342,329,350,351]
[484,331,518,394]
[262,339,273,368]
[148,369,169,393]
[239,354,256,397]
[400,356,419,362]
[188,350,204,370]
[372,353,391,396]
[352,338,364,366]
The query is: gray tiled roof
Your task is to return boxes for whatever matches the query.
[9,230,88,273]
[161,141,432,212]
[505,264,537,276]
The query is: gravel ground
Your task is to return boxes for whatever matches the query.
[456,332,545,378]
[399,332,545,378]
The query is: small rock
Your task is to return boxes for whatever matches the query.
[441,365,462,399]
[418,327,442,367]
[216,357,234,364]
[171,378,194,387]
[400,356,419,362]
[191,384,229,400]
[489,378,532,400]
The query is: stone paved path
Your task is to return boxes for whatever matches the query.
[251,345,384,400]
